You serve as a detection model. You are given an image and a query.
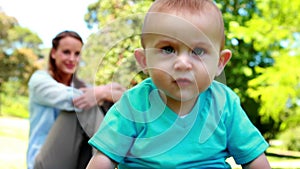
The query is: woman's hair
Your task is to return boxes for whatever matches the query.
[48,30,85,87]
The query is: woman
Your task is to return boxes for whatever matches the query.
[27,30,125,169]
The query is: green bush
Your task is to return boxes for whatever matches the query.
[0,93,29,118]
[288,135,300,151]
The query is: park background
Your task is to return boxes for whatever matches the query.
[0,0,300,168]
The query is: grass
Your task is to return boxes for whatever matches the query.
[0,116,28,169]
[265,147,300,169]
[0,116,300,169]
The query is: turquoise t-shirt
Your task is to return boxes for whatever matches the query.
[89,78,268,168]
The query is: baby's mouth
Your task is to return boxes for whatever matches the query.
[174,78,192,87]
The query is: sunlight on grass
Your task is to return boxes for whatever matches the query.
[0,117,28,169]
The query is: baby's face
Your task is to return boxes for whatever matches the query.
[141,12,225,103]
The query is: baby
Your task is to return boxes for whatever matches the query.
[87,0,271,168]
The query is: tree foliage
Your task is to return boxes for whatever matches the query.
[0,11,18,49]
[217,0,300,138]
[248,52,300,132]
[0,10,43,94]
[236,0,300,138]
[80,0,152,87]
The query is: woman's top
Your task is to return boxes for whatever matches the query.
[27,70,82,169]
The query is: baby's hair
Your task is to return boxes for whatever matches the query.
[142,0,225,50]
[151,0,215,13]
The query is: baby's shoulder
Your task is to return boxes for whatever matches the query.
[209,81,239,100]
[126,78,156,96]
[118,78,158,112]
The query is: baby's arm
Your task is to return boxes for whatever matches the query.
[86,151,117,169]
[242,153,271,169]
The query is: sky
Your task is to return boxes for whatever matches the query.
[0,0,97,48]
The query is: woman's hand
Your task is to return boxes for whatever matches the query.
[96,82,126,104]
[73,82,126,110]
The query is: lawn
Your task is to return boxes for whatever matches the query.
[0,116,300,169]
[0,117,28,169]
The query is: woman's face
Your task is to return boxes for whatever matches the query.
[51,36,82,76]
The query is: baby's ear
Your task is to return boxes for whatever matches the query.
[216,49,232,76]
[134,48,148,74]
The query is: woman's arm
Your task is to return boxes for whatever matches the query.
[29,70,82,110]
[73,82,126,109]
[242,153,271,169]
[86,151,117,169]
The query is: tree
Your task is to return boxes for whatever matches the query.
[0,9,44,116]
[0,10,43,94]
[8,26,42,51]
[228,0,300,138]
[81,0,152,87]
[248,51,300,135]
[0,11,42,94]
[0,12,15,45]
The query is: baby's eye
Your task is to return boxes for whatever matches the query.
[192,47,205,56]
[161,46,175,54]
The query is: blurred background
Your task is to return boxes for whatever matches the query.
[0,0,299,168]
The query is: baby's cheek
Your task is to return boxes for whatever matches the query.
[148,61,169,74]
[198,63,217,82]
[149,68,167,78]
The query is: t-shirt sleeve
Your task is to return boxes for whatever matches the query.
[88,99,137,163]
[225,97,269,165]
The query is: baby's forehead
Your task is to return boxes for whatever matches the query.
[141,0,225,48]
[148,0,219,15]
[142,12,223,49]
